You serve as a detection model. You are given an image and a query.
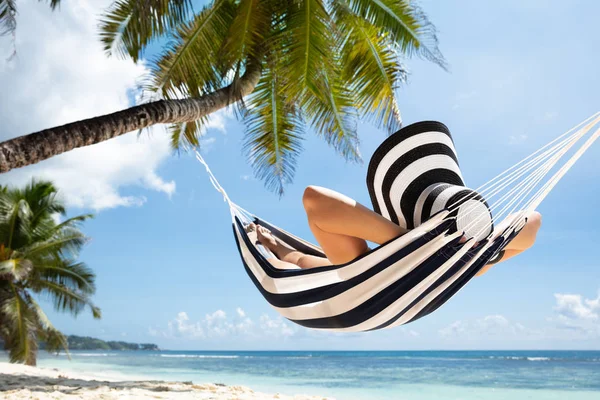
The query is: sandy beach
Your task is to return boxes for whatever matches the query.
[0,362,331,400]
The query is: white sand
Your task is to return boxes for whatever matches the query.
[0,362,333,400]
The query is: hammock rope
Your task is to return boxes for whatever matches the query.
[452,113,600,240]
[191,113,599,332]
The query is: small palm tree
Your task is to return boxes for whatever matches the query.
[0,0,446,193]
[0,179,100,365]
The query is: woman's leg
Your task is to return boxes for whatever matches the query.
[302,186,407,264]
[476,211,542,276]
[248,224,332,269]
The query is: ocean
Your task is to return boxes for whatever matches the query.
[21,350,600,399]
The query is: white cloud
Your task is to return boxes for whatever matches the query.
[554,293,599,321]
[203,109,231,134]
[166,311,205,339]
[549,292,600,337]
[439,293,600,344]
[153,308,293,340]
[0,0,176,210]
[199,137,217,153]
[439,314,531,338]
[259,314,296,338]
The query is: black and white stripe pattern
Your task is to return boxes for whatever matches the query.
[233,212,512,332]
[367,121,493,241]
[231,120,508,332]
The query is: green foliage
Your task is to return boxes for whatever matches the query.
[0,179,99,365]
[61,335,159,351]
[115,0,446,194]
[100,0,193,62]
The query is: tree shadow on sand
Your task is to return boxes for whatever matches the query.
[0,373,226,395]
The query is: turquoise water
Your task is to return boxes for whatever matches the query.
[12,350,600,399]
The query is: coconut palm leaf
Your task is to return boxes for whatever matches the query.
[20,180,66,227]
[28,296,69,356]
[219,0,271,71]
[100,0,193,61]
[19,231,87,260]
[0,198,30,251]
[303,66,361,162]
[34,260,96,294]
[151,0,236,98]
[344,0,447,68]
[167,119,209,150]
[52,214,93,233]
[36,279,100,317]
[280,0,333,101]
[334,3,406,133]
[244,61,304,195]
[1,287,38,364]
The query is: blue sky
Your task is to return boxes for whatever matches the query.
[1,0,599,350]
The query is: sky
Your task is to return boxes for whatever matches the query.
[1,0,599,351]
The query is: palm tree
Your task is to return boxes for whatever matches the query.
[0,179,100,365]
[0,0,446,193]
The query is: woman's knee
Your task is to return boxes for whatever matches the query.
[528,211,542,230]
[302,186,328,212]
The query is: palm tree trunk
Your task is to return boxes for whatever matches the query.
[0,61,262,173]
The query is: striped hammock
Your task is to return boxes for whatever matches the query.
[195,113,600,332]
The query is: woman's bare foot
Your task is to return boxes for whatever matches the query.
[256,225,279,251]
[252,224,332,269]
[245,223,259,244]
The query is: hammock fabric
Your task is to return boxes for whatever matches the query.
[196,113,600,332]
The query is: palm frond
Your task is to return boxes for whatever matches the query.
[36,280,99,318]
[168,119,208,150]
[0,0,17,36]
[151,0,236,98]
[21,180,65,228]
[3,198,31,251]
[303,66,361,162]
[36,260,96,295]
[100,0,193,61]
[19,231,87,260]
[244,61,304,195]
[28,296,69,356]
[344,0,447,69]
[334,3,405,132]
[52,214,93,232]
[219,0,270,71]
[279,0,333,101]
[1,286,38,364]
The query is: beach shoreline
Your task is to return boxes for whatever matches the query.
[0,362,332,400]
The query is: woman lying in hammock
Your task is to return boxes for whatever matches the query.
[246,185,542,276]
